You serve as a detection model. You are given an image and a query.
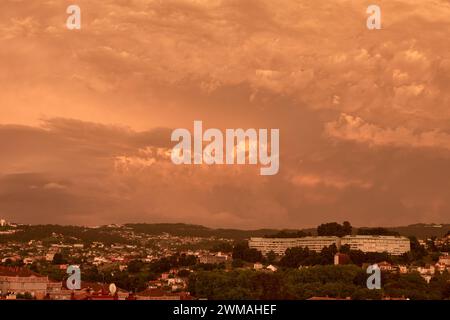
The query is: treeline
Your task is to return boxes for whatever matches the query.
[317,222,352,237]
[188,266,450,300]
[264,230,310,238]
[0,225,129,245]
[263,223,402,238]
[126,223,286,240]
[357,228,400,236]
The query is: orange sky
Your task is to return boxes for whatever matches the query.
[0,0,450,228]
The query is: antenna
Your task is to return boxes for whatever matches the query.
[109,283,117,295]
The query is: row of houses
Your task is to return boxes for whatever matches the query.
[0,266,193,300]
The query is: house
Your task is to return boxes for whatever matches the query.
[254,263,263,270]
[397,265,408,274]
[438,254,450,266]
[199,253,230,264]
[435,262,448,273]
[161,272,170,280]
[417,265,435,275]
[135,288,192,300]
[266,265,277,272]
[45,253,56,262]
[0,267,62,300]
[377,261,393,272]
[334,253,350,265]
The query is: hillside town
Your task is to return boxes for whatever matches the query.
[1,220,450,300]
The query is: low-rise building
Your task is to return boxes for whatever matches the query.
[0,267,62,299]
[199,253,230,264]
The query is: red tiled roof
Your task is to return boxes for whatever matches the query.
[136,288,193,300]
[0,266,46,278]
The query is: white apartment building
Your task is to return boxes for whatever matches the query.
[248,237,340,255]
[249,235,411,256]
[340,235,410,255]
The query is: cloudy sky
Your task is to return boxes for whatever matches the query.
[1,0,450,228]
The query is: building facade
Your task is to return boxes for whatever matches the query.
[248,237,339,255]
[249,235,411,256]
[0,276,49,298]
[199,253,231,264]
[0,267,63,299]
[340,235,410,255]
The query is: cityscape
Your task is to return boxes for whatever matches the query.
[1,219,450,300]
[1,0,450,313]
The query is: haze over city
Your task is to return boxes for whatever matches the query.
[1,0,450,228]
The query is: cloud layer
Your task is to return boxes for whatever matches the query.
[1,0,450,228]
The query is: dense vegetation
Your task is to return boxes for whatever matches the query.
[0,225,129,245]
[188,266,450,300]
[357,228,400,236]
[317,221,352,237]
[1,223,450,243]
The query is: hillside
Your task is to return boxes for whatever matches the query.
[0,222,449,243]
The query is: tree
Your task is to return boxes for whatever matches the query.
[280,247,315,268]
[231,259,244,268]
[317,222,352,237]
[357,227,399,236]
[266,251,277,264]
[52,253,66,265]
[264,230,308,238]
[211,242,233,253]
[343,221,352,235]
[232,242,263,263]
[232,242,248,260]
[408,236,427,262]
[351,288,383,300]
[127,260,144,273]
[318,244,338,264]
[177,269,191,278]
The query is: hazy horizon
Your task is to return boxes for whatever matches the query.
[3,219,450,232]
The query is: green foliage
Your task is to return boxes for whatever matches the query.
[0,225,129,245]
[52,253,66,265]
[266,251,277,264]
[317,221,352,237]
[189,265,365,300]
[210,242,233,253]
[125,223,289,240]
[147,254,197,274]
[357,228,400,236]
[383,272,437,300]
[177,269,191,278]
[232,242,263,263]
[188,265,450,300]
[232,259,244,268]
[16,292,35,300]
[264,230,309,238]
[127,260,145,273]
[194,263,226,271]
[279,244,338,268]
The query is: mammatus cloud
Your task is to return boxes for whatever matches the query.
[0,0,450,227]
